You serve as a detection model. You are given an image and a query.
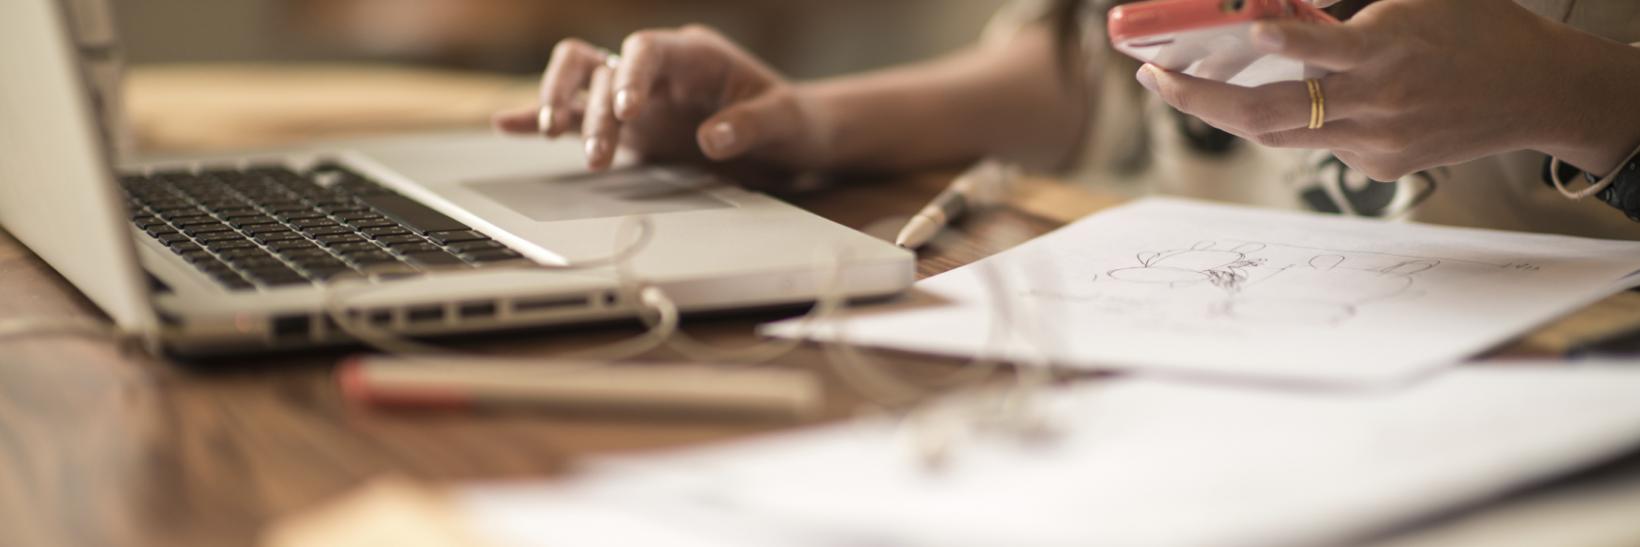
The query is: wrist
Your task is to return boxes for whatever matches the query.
[1536,26,1640,174]
[788,83,842,170]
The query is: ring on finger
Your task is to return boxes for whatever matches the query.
[1306,79,1327,130]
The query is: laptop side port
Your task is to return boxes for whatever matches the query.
[406,305,445,324]
[511,295,590,315]
[457,301,498,320]
[271,315,311,341]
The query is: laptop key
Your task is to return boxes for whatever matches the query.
[155,207,202,218]
[320,246,372,258]
[168,242,203,255]
[143,224,179,236]
[276,211,327,222]
[332,211,383,222]
[346,219,398,229]
[253,232,306,244]
[154,232,191,245]
[242,223,293,235]
[463,249,525,263]
[302,226,354,237]
[319,203,369,214]
[172,217,221,228]
[194,231,248,243]
[426,230,488,245]
[386,242,441,254]
[266,239,320,251]
[288,218,340,229]
[374,234,424,245]
[184,226,237,238]
[314,233,367,246]
[447,240,504,253]
[360,226,412,239]
[205,240,257,252]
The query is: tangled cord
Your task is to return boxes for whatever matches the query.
[6,213,1068,468]
[322,214,1067,466]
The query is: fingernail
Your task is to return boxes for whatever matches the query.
[705,122,736,156]
[1251,23,1285,51]
[537,106,555,136]
[1135,65,1159,93]
[614,89,634,118]
[585,139,603,161]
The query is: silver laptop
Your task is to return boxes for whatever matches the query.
[0,0,913,356]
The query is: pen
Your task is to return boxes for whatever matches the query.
[895,160,1017,249]
[337,355,824,420]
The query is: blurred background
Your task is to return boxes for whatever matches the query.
[114,0,1012,152]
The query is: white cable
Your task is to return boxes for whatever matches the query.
[1550,143,1640,200]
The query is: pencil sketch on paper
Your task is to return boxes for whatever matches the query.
[1106,241,1269,292]
[1216,255,1438,326]
[1100,240,1459,326]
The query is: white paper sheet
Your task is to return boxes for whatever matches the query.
[765,198,1640,384]
[457,365,1640,547]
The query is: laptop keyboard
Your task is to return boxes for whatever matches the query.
[122,164,526,291]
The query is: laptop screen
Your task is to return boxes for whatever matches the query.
[0,0,155,334]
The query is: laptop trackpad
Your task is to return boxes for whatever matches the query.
[464,168,733,222]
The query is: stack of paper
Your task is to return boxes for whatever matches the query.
[456,366,1640,547]
[766,198,1640,384]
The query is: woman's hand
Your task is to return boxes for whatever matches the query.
[493,26,831,173]
[1136,0,1640,181]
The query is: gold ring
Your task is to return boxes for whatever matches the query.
[1306,79,1326,130]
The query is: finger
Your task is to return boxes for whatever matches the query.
[1249,20,1373,72]
[1138,65,1346,135]
[540,38,610,137]
[612,30,670,122]
[1247,119,1371,150]
[491,107,540,134]
[583,64,621,171]
[696,92,800,161]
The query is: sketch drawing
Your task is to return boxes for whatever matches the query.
[1218,256,1438,326]
[1106,241,1443,326]
[1106,242,1268,291]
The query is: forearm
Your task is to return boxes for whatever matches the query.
[1536,26,1640,174]
[797,25,1093,173]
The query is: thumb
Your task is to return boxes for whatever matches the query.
[695,92,802,161]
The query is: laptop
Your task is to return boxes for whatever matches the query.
[0,0,914,356]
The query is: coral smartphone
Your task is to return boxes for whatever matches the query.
[1109,0,1339,87]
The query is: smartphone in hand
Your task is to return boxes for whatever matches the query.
[1108,0,1338,87]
